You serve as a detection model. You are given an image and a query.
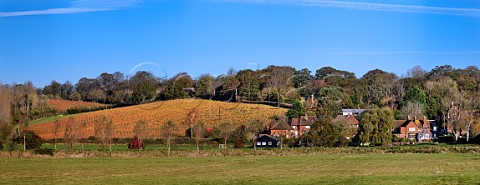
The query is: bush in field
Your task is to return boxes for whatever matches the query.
[19,130,42,150]
[234,138,245,148]
[34,148,54,156]
[128,135,144,150]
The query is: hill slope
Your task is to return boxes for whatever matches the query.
[48,99,107,113]
[28,99,287,139]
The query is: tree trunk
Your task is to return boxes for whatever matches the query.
[277,89,280,107]
[224,135,227,149]
[196,141,200,154]
[280,136,283,151]
[167,135,171,157]
[23,134,26,152]
[466,123,471,143]
[453,130,459,142]
[109,139,112,157]
[253,134,256,151]
[190,124,193,139]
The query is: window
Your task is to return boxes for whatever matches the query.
[268,142,272,146]
[409,127,416,132]
[262,142,267,146]
[257,142,261,146]
[306,126,311,129]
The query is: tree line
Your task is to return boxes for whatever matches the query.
[38,64,480,119]
[1,64,480,148]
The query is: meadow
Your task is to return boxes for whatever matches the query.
[0,153,479,185]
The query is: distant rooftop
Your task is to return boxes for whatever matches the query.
[341,109,368,115]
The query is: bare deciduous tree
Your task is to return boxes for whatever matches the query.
[407,65,427,78]
[53,119,60,150]
[266,66,294,106]
[94,115,109,148]
[105,120,114,156]
[161,120,178,157]
[193,122,205,153]
[186,109,197,138]
[133,119,147,140]
[0,86,13,144]
[64,117,75,150]
[219,121,234,149]
[78,121,88,152]
[247,119,264,151]
[401,101,424,120]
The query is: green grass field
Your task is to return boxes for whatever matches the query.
[0,153,479,185]
[29,113,84,125]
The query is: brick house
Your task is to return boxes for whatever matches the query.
[394,120,419,140]
[270,120,294,138]
[394,118,432,141]
[414,119,432,141]
[290,116,317,138]
[333,115,360,139]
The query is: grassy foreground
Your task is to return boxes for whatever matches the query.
[0,153,479,185]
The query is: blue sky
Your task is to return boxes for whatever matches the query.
[1,0,480,87]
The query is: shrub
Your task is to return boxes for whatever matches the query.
[6,142,17,151]
[87,136,97,142]
[128,135,145,150]
[234,138,245,148]
[285,138,300,147]
[472,135,480,145]
[19,130,42,150]
[34,148,54,156]
[437,136,455,143]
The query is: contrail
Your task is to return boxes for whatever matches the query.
[215,0,480,17]
[0,0,141,18]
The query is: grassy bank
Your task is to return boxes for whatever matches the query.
[2,143,480,159]
[0,153,479,184]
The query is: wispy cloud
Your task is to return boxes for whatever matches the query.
[321,51,480,55]
[216,0,480,17]
[0,0,141,18]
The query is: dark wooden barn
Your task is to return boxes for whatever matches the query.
[255,135,279,148]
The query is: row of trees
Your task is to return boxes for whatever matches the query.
[39,65,480,120]
[306,108,403,147]
[2,64,480,149]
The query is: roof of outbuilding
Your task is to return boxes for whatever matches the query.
[258,135,279,141]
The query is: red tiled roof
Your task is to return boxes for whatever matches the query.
[291,116,317,126]
[333,115,359,125]
[270,120,293,131]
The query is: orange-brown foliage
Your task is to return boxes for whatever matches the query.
[29,99,287,139]
[48,99,106,113]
